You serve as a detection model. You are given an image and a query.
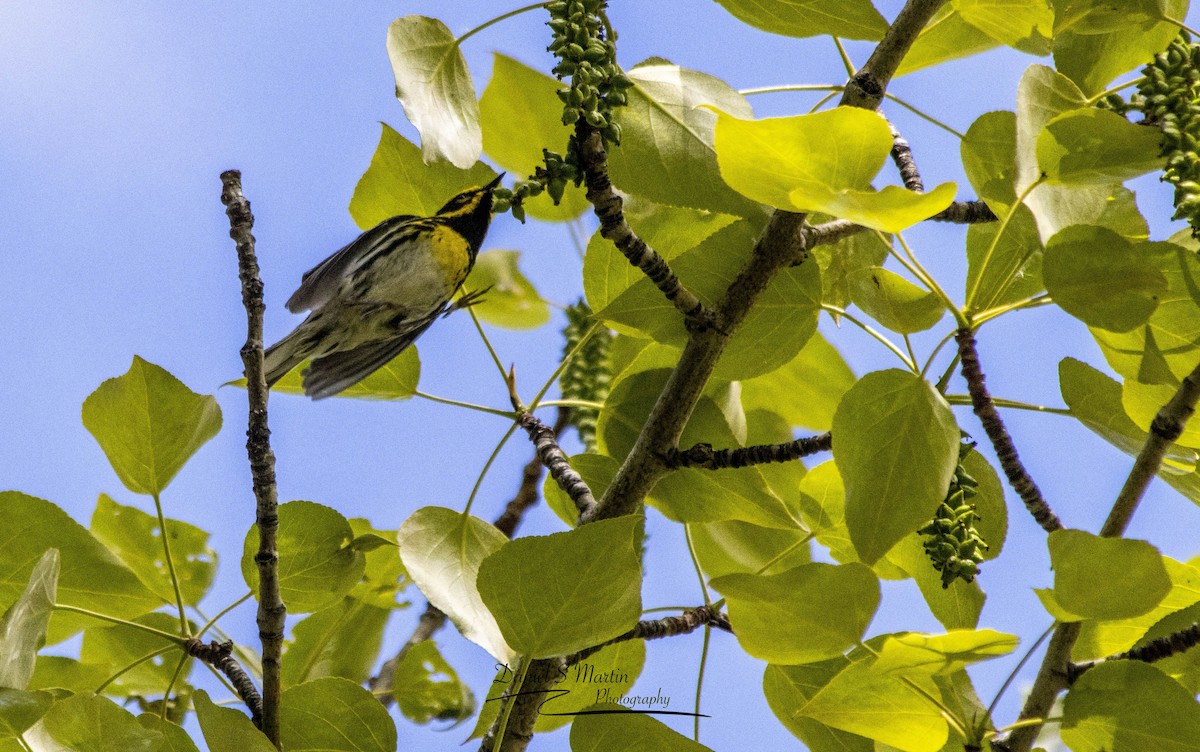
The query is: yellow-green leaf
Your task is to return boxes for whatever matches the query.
[847,266,946,334]
[1037,108,1163,185]
[82,356,221,496]
[267,347,420,401]
[1049,529,1171,620]
[710,0,887,40]
[1044,226,1168,333]
[464,250,550,329]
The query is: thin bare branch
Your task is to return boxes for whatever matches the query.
[565,606,732,667]
[186,638,264,725]
[220,170,283,745]
[663,432,832,470]
[1068,622,1200,684]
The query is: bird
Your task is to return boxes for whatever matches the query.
[263,173,503,399]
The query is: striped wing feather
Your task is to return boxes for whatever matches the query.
[285,215,418,313]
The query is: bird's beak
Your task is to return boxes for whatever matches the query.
[486,173,505,190]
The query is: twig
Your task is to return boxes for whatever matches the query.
[495,407,572,536]
[508,370,597,520]
[886,115,999,224]
[931,200,998,223]
[565,606,732,667]
[575,123,716,332]
[998,359,1200,752]
[662,432,832,470]
[185,638,264,725]
[1068,622,1200,684]
[220,170,284,745]
[955,329,1063,534]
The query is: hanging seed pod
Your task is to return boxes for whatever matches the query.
[918,437,990,588]
[559,300,613,453]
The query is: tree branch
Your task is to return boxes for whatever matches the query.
[488,4,949,748]
[220,170,283,745]
[576,123,716,332]
[565,606,732,667]
[956,329,1063,534]
[998,357,1200,752]
[885,117,999,224]
[186,638,264,725]
[663,432,832,470]
[1068,622,1200,684]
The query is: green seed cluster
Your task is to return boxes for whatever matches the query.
[1135,33,1200,235]
[918,440,988,589]
[547,0,631,143]
[491,150,580,222]
[559,300,612,453]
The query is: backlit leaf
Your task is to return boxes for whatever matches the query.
[392,641,473,726]
[281,598,390,688]
[477,516,642,658]
[833,370,960,563]
[847,266,946,334]
[280,677,397,752]
[396,507,514,663]
[710,0,887,39]
[1037,108,1163,185]
[34,694,162,752]
[386,16,481,169]
[464,250,550,329]
[1053,0,1187,95]
[0,688,53,739]
[1062,660,1200,751]
[0,550,57,690]
[193,690,275,752]
[82,356,221,496]
[1044,226,1168,333]
[242,501,364,614]
[1049,529,1170,620]
[740,332,855,432]
[533,640,645,732]
[570,710,714,751]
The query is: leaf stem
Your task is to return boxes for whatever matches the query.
[197,591,254,637]
[684,525,712,606]
[965,178,1042,310]
[693,624,712,741]
[921,329,959,379]
[467,300,512,384]
[414,390,515,418]
[884,93,966,139]
[946,395,1071,416]
[95,645,178,693]
[1084,76,1145,106]
[752,533,815,576]
[831,36,856,77]
[463,422,521,517]
[971,294,1053,325]
[493,656,531,749]
[53,605,186,644]
[1161,15,1200,38]
[530,321,604,410]
[454,2,547,47]
[822,305,917,371]
[891,231,966,328]
[151,492,191,637]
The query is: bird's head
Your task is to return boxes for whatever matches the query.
[436,173,505,219]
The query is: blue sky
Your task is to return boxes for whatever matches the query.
[3,2,1200,750]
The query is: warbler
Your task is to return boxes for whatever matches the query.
[263,174,503,398]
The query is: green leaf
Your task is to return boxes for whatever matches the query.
[477,516,642,658]
[809,216,892,314]
[606,64,763,217]
[711,563,879,664]
[241,501,364,614]
[1059,358,1198,473]
[280,677,396,752]
[136,714,200,752]
[964,203,1044,311]
[1124,378,1200,448]
[1015,66,1150,243]
[80,612,192,695]
[1049,529,1171,620]
[194,689,276,752]
[28,657,109,694]
[690,519,811,580]
[599,370,797,527]
[833,370,960,564]
[267,347,421,401]
[570,709,714,751]
[887,536,986,630]
[847,266,946,334]
[392,641,473,726]
[349,124,497,230]
[957,0,1054,47]
[741,332,855,432]
[1062,660,1200,751]
[464,250,550,329]
[794,649,948,751]
[396,507,514,663]
[872,629,1018,675]
[35,693,162,752]
[542,453,617,528]
[90,494,216,607]
[534,640,646,732]
[478,53,588,222]
[1130,599,1200,692]
[0,549,57,690]
[1074,557,1200,660]
[281,597,390,688]
[713,108,955,231]
[898,6,1003,76]
[1044,226,1168,332]
[710,0,887,39]
[0,688,53,739]
[1037,109,1163,185]
[1090,237,1200,385]
[764,659,874,751]
[962,110,1018,214]
[1053,0,1187,95]
[82,356,221,496]
[0,493,162,644]
[385,16,480,169]
[348,519,409,608]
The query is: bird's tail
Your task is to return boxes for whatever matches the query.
[262,327,309,387]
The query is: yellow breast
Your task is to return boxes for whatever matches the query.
[428,224,472,289]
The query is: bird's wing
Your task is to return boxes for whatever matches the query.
[285,215,418,313]
[301,314,439,399]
